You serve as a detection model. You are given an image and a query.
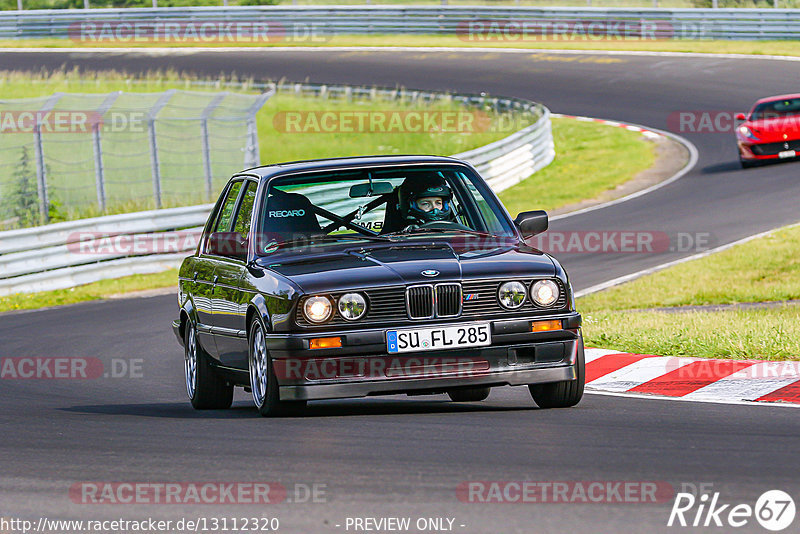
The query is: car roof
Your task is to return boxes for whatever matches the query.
[753,93,800,106]
[241,155,471,180]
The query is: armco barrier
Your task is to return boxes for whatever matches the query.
[0,82,555,297]
[0,7,798,41]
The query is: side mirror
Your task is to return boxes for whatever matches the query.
[207,232,247,260]
[735,113,747,122]
[514,210,548,239]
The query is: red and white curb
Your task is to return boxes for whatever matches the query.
[585,348,800,406]
[552,113,663,141]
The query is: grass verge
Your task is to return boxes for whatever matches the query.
[579,224,800,360]
[0,269,178,314]
[498,117,655,214]
[3,36,800,58]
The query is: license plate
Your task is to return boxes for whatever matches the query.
[779,150,796,159]
[387,323,491,354]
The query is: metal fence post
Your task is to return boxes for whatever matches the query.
[33,93,63,223]
[147,90,175,209]
[91,91,120,213]
[17,0,22,10]
[244,89,275,168]
[200,92,228,202]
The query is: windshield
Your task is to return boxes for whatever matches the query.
[255,165,515,253]
[750,97,800,121]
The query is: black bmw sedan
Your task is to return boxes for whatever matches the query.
[172,155,584,416]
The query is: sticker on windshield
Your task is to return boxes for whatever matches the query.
[263,241,279,254]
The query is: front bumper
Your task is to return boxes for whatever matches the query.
[267,313,582,401]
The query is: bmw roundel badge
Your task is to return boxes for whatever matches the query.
[421,269,440,277]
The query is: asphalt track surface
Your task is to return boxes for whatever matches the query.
[1,49,800,533]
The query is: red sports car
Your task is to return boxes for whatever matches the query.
[736,93,800,168]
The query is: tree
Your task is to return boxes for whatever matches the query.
[1,146,42,228]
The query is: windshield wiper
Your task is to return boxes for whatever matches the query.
[386,227,505,238]
[260,233,393,251]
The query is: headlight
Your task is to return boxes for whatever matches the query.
[337,293,367,321]
[738,125,759,140]
[498,281,527,309]
[303,296,333,323]
[531,280,559,307]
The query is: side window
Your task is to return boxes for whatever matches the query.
[462,176,506,234]
[232,181,257,240]
[213,181,243,233]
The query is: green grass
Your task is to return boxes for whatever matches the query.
[4,36,800,58]
[583,307,800,361]
[0,269,178,314]
[579,224,800,360]
[498,117,656,214]
[579,224,800,311]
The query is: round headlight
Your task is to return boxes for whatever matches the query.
[531,280,559,307]
[498,281,527,309]
[337,293,367,321]
[303,296,333,323]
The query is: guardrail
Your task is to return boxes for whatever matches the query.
[1,6,799,40]
[0,82,554,297]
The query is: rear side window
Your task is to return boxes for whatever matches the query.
[232,181,257,240]
[213,181,243,232]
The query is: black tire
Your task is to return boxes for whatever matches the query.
[740,158,756,169]
[184,321,233,410]
[249,317,307,417]
[529,336,585,409]
[447,386,491,402]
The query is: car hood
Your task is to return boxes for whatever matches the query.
[259,238,556,294]
[744,116,800,142]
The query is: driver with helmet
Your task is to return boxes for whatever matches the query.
[396,174,456,231]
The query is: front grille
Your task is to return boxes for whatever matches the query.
[751,139,800,156]
[406,285,434,319]
[462,278,568,318]
[294,278,568,328]
[436,283,462,318]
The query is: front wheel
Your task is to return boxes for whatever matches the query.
[184,321,233,410]
[249,318,307,417]
[740,157,757,169]
[528,338,585,409]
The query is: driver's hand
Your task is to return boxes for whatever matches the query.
[401,224,419,233]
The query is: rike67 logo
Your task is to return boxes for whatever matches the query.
[668,489,796,531]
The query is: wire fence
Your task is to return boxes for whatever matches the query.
[0,88,273,228]
[3,2,800,10]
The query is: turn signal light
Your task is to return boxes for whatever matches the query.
[530,320,562,332]
[309,337,342,350]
